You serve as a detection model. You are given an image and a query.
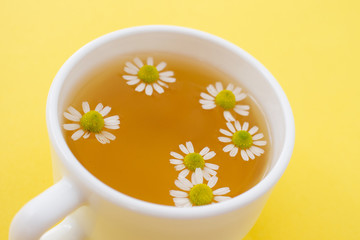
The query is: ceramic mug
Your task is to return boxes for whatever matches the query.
[10,25,295,240]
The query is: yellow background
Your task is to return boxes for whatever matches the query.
[1,0,359,239]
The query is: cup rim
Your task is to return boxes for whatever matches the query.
[46,25,295,219]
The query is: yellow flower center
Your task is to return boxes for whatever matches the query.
[215,90,236,110]
[183,153,205,171]
[232,130,253,149]
[189,184,213,206]
[80,111,104,133]
[137,65,159,84]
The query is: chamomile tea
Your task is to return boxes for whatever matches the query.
[62,52,270,206]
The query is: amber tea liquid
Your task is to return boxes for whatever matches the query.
[62,52,271,206]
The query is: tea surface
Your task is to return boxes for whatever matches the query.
[62,52,271,206]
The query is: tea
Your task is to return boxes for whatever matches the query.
[62,52,270,206]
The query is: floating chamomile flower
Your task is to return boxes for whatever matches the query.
[122,57,176,96]
[63,102,120,144]
[219,120,266,161]
[170,168,231,207]
[200,82,250,122]
[170,141,219,181]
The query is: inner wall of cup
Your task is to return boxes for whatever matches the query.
[58,29,285,174]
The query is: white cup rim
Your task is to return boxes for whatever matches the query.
[46,25,295,219]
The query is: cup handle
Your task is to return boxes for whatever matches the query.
[9,177,85,240]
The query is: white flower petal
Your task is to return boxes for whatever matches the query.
[235,93,247,101]
[147,57,154,66]
[213,187,230,195]
[63,123,80,131]
[207,84,218,97]
[101,131,116,141]
[226,122,236,133]
[183,202,193,208]
[179,169,190,178]
[179,144,189,154]
[170,159,183,165]
[123,75,138,81]
[170,190,188,198]
[67,107,82,118]
[230,147,239,157]
[135,83,146,92]
[242,122,249,131]
[104,115,119,122]
[220,129,233,137]
[170,151,184,159]
[156,61,167,71]
[218,137,231,143]
[254,140,267,146]
[200,92,214,100]
[83,132,90,139]
[234,105,250,116]
[203,151,216,160]
[152,83,164,94]
[246,149,255,160]
[233,87,242,95]
[199,147,210,156]
[205,163,219,170]
[192,168,203,185]
[175,164,186,171]
[71,129,84,140]
[95,133,109,144]
[223,144,235,152]
[125,61,139,71]
[234,109,249,116]
[252,133,264,140]
[159,76,176,83]
[105,124,120,130]
[199,99,214,105]
[241,149,249,161]
[248,126,259,135]
[226,83,234,91]
[82,102,90,113]
[99,106,111,117]
[145,84,153,96]
[223,111,235,122]
[250,146,264,156]
[203,171,211,181]
[186,142,194,153]
[175,179,191,191]
[64,112,80,122]
[204,167,217,176]
[63,112,80,122]
[202,103,216,110]
[157,80,169,88]
[104,119,120,125]
[124,67,138,75]
[133,57,144,68]
[215,82,223,92]
[95,103,103,112]
[179,177,193,188]
[173,197,191,207]
[207,176,218,188]
[159,71,174,77]
[214,196,231,202]
[127,79,141,85]
[235,121,241,131]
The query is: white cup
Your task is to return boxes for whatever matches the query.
[10,25,295,240]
